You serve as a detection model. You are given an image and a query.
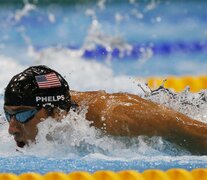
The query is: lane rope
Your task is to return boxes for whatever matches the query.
[147,76,207,92]
[1,169,207,180]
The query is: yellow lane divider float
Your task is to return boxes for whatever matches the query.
[147,76,207,92]
[1,169,207,180]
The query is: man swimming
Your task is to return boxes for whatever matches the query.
[4,65,207,154]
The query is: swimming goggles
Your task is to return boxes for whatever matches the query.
[4,108,39,123]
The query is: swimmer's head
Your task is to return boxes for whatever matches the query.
[4,65,71,111]
[4,65,71,148]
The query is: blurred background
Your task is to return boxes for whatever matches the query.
[0,0,207,91]
[0,0,207,77]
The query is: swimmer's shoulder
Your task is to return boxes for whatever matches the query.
[70,90,108,103]
[70,90,106,96]
[70,90,142,99]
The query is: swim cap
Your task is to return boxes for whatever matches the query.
[4,65,71,110]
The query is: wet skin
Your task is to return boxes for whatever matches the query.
[4,106,48,147]
[71,91,207,155]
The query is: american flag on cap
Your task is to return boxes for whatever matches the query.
[35,73,61,89]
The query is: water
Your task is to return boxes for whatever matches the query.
[0,0,207,174]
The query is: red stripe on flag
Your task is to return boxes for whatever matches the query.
[36,73,61,89]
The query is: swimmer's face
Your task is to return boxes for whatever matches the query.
[4,105,49,148]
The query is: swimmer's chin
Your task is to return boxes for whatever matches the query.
[16,141,26,148]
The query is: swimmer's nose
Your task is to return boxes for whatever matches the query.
[8,118,21,136]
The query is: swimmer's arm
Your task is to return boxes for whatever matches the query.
[71,91,207,154]
[101,94,207,154]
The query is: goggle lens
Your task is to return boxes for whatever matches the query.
[4,109,39,123]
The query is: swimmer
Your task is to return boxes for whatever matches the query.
[4,65,207,155]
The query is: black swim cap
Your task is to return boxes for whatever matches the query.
[4,65,71,110]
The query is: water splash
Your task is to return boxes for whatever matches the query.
[1,105,190,159]
[145,85,207,123]
[14,2,36,22]
[84,10,133,60]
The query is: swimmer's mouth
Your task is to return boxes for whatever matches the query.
[16,141,26,148]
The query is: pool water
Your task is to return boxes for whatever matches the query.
[0,0,207,174]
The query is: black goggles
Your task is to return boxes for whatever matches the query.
[4,108,39,123]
